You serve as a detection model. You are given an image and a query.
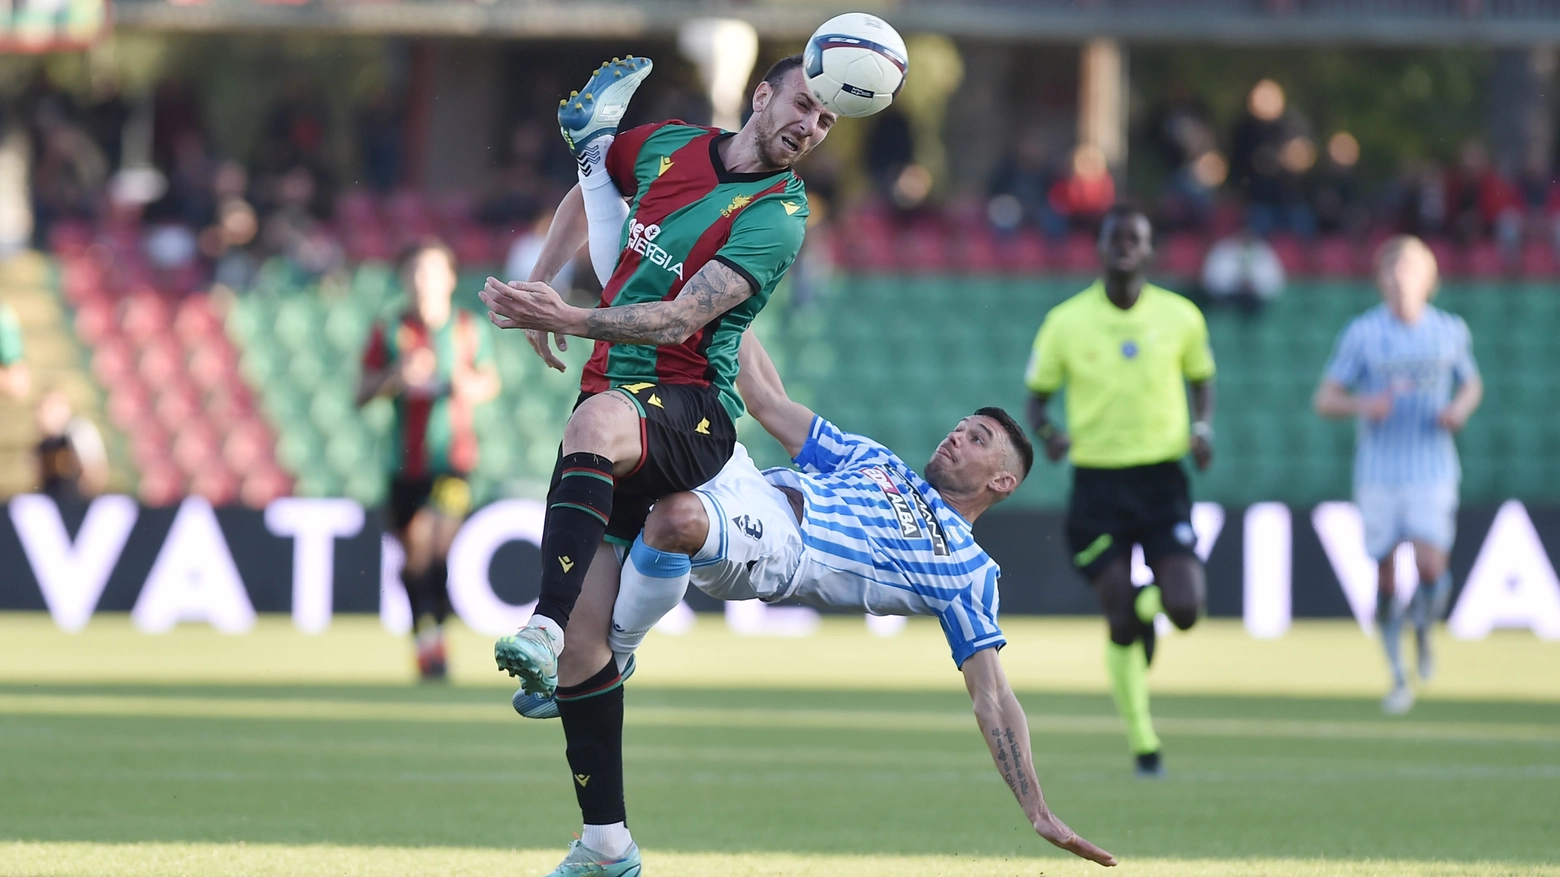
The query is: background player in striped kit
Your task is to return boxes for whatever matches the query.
[1314,235,1482,715]
[478,55,834,877]
[357,240,501,679]
[595,330,1116,868]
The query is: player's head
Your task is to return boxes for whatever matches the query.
[746,54,837,170]
[1097,203,1154,277]
[925,407,1034,507]
[399,239,458,326]
[1375,234,1438,322]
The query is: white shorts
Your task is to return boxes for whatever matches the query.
[1355,481,1459,560]
[689,444,805,603]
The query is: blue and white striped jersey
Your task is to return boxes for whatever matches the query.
[762,417,1006,667]
[1323,304,1479,486]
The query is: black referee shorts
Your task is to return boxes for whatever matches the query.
[1065,460,1197,581]
[553,383,737,546]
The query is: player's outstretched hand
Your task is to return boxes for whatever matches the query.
[481,277,569,333]
[524,329,569,372]
[1033,811,1116,867]
[1436,403,1470,433]
[1043,430,1071,463]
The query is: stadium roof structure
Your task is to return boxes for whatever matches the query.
[111,0,1560,45]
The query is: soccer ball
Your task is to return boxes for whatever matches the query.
[803,13,909,119]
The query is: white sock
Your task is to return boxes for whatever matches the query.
[578,139,630,288]
[525,614,565,651]
[607,535,692,658]
[581,821,633,858]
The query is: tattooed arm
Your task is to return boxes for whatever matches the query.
[480,260,753,347]
[960,648,1117,866]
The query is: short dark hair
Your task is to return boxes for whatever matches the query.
[397,238,457,275]
[762,54,805,91]
[973,406,1034,480]
[1098,202,1152,244]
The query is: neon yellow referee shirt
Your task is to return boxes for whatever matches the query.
[1024,281,1215,469]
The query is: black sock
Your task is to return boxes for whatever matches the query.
[533,453,615,630]
[426,559,450,625]
[402,566,435,633]
[557,659,627,825]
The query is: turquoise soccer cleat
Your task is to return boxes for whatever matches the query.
[540,840,641,877]
[558,56,654,172]
[513,655,636,720]
[494,625,561,698]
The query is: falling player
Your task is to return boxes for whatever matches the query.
[1024,205,1216,777]
[514,330,1118,870]
[358,240,500,679]
[1313,235,1481,714]
[478,54,834,875]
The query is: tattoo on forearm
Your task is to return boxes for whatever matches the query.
[1003,728,1031,797]
[580,262,752,345]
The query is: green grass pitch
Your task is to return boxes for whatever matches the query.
[1,615,1557,876]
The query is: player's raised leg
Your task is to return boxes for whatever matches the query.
[560,56,652,288]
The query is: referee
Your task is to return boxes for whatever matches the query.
[1024,204,1216,778]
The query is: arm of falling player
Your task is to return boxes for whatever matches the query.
[961,649,1118,867]
[736,329,816,459]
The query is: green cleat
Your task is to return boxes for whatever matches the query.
[558,56,654,174]
[540,840,641,877]
[494,624,560,698]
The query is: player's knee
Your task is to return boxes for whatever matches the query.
[562,393,640,462]
[643,493,707,555]
[1163,596,1199,631]
[1106,616,1137,647]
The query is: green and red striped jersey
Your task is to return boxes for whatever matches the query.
[362,308,494,478]
[583,121,810,422]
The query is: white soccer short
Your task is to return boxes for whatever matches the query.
[1355,481,1459,560]
[688,443,805,603]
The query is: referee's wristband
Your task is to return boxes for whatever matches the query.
[1191,422,1214,442]
[1035,424,1057,441]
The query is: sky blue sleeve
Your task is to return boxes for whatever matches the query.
[1452,317,1480,384]
[793,416,898,475]
[938,565,1007,668]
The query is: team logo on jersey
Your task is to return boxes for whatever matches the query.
[781,200,801,215]
[1121,340,1139,359]
[864,467,923,539]
[658,156,673,177]
[720,194,753,217]
[888,469,951,556]
[621,382,655,394]
[731,514,764,541]
[625,221,685,279]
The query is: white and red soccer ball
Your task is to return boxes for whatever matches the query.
[803,12,910,119]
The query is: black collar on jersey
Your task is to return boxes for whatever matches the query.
[710,132,792,184]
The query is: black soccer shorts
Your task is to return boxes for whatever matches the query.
[1064,460,1198,581]
[553,382,737,545]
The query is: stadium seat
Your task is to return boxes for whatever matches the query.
[1058,233,1098,274]
[1463,241,1506,279]
[1158,233,1206,279]
[1518,241,1559,277]
[1268,234,1306,277]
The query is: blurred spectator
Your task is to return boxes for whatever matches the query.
[481,120,557,228]
[865,108,914,206]
[1048,143,1116,229]
[0,300,29,401]
[151,79,206,174]
[1445,140,1522,247]
[356,84,403,194]
[205,197,262,292]
[33,387,108,503]
[1202,228,1286,312]
[82,78,129,172]
[1310,132,1367,235]
[504,212,575,295]
[29,101,108,250]
[255,78,335,217]
[1148,83,1222,230]
[988,128,1063,236]
[1229,79,1315,237]
[261,166,344,280]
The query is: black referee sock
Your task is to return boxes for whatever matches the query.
[557,659,628,825]
[533,453,615,630]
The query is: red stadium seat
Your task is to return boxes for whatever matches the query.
[1000,231,1047,273]
[120,291,172,344]
[91,339,135,386]
[188,341,239,392]
[1267,234,1306,277]
[1519,240,1560,277]
[74,300,113,346]
[48,220,94,258]
[1157,233,1207,279]
[1059,233,1098,274]
[222,426,268,472]
[950,227,1001,273]
[136,337,184,387]
[172,296,221,346]
[1424,237,1460,277]
[1463,240,1506,279]
[153,386,201,432]
[241,465,293,508]
[107,384,152,431]
[173,426,220,475]
[1310,235,1359,278]
[137,464,185,507]
[899,226,949,273]
[191,469,240,507]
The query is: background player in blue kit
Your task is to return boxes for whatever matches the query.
[1314,235,1483,715]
